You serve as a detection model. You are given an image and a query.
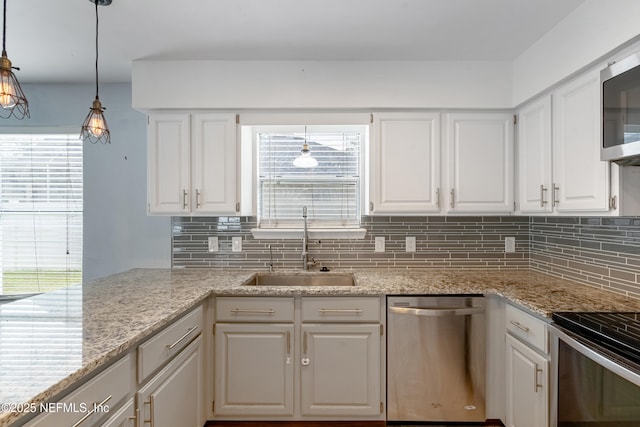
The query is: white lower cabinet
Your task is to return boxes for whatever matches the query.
[214,323,295,416]
[505,304,549,427]
[213,296,384,420]
[300,324,381,416]
[25,355,133,427]
[137,335,203,427]
[99,398,136,427]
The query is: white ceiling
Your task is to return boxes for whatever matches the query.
[6,0,584,84]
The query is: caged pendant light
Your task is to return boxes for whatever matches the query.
[0,0,29,119]
[80,0,111,144]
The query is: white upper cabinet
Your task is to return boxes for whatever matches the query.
[370,112,441,214]
[516,95,553,213]
[147,112,238,215]
[444,112,514,213]
[552,69,610,213]
[147,112,191,215]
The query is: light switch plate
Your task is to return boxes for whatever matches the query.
[375,236,385,252]
[232,236,242,252]
[406,236,416,253]
[208,236,219,252]
[505,237,516,253]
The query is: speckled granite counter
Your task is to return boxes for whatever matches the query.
[2,267,640,426]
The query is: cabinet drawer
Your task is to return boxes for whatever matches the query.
[302,297,380,322]
[26,355,132,427]
[505,303,548,353]
[138,305,203,383]
[216,297,294,322]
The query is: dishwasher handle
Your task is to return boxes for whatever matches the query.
[389,306,484,317]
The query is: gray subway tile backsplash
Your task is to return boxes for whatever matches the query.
[172,215,640,299]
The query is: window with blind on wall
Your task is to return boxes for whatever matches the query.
[0,133,82,296]
[254,125,366,230]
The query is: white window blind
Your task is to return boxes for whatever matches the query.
[0,134,82,296]
[257,126,364,228]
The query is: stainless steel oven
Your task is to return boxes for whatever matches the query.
[550,313,640,427]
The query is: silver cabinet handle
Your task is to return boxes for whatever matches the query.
[128,408,139,427]
[72,395,112,427]
[317,309,363,314]
[540,184,548,207]
[230,308,275,314]
[450,188,455,209]
[182,189,188,209]
[509,320,531,333]
[436,187,440,208]
[143,395,155,427]
[389,306,483,316]
[552,183,560,207]
[195,189,201,208]
[286,330,291,354]
[166,325,199,350]
[535,366,543,392]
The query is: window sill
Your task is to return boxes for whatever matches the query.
[250,228,367,240]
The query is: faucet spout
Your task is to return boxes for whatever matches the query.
[302,206,309,271]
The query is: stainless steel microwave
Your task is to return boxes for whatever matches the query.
[601,52,640,165]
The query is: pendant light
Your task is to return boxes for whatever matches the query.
[80,0,111,144]
[293,126,318,168]
[0,0,29,119]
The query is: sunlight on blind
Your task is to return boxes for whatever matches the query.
[258,128,362,228]
[0,134,83,295]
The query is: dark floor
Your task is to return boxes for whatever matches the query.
[205,421,503,427]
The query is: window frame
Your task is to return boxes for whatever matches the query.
[0,127,83,296]
[239,115,369,240]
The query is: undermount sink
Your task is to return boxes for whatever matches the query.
[243,273,355,287]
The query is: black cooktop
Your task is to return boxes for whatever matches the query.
[552,312,640,366]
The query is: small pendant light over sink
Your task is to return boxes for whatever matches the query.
[293,126,318,168]
[80,0,111,144]
[0,0,29,119]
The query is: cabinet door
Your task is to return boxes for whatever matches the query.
[147,112,191,214]
[553,70,610,212]
[445,113,514,213]
[370,112,441,214]
[137,335,203,427]
[517,96,553,213]
[192,113,238,215]
[506,334,549,427]
[300,324,381,417]
[214,323,294,416]
[99,398,136,427]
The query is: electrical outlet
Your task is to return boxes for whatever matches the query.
[505,237,516,253]
[232,236,242,252]
[375,236,385,252]
[208,236,219,252]
[406,236,416,253]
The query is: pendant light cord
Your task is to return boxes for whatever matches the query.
[94,0,99,98]
[2,0,7,55]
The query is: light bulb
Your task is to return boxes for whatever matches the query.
[88,114,106,138]
[0,78,16,109]
[293,144,318,168]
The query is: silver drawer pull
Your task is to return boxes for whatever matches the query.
[509,320,531,333]
[72,395,112,427]
[166,325,199,350]
[230,308,276,314]
[318,309,363,314]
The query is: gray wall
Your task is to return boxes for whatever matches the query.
[1,83,170,281]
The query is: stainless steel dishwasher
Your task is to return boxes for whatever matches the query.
[387,296,486,423]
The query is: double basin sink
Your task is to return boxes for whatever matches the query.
[243,272,356,287]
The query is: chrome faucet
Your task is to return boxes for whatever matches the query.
[302,206,315,271]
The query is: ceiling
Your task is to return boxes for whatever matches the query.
[6,0,585,84]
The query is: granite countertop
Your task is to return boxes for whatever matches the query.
[2,267,640,426]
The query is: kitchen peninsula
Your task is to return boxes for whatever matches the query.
[2,267,640,426]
